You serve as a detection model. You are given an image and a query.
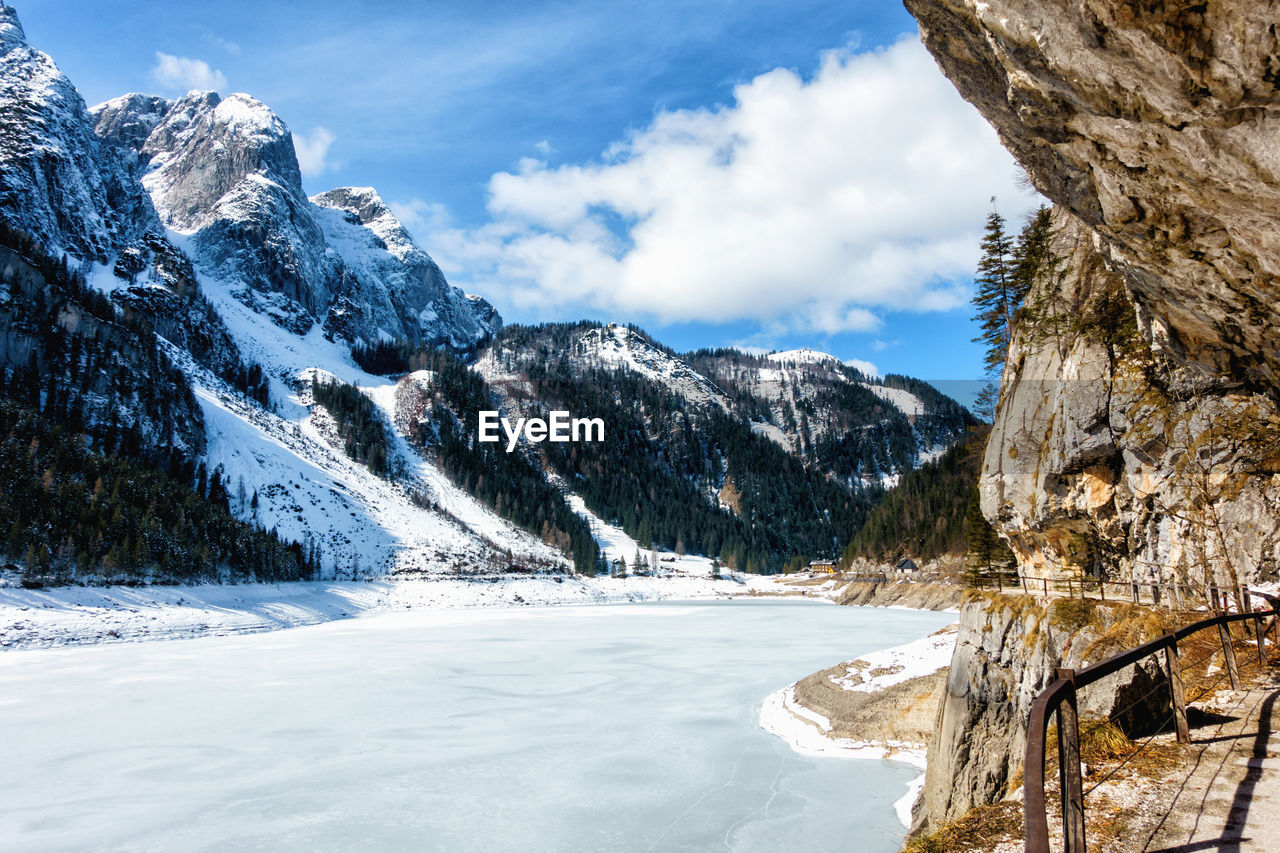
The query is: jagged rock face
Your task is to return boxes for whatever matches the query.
[915,596,1173,831]
[903,0,1280,587]
[312,187,500,350]
[980,213,1280,588]
[0,5,156,260]
[94,92,500,350]
[904,0,1280,833]
[906,0,1280,384]
[91,93,170,154]
[112,89,343,327]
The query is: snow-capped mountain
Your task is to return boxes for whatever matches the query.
[477,323,731,412]
[91,90,499,349]
[0,7,156,261]
[686,345,969,484]
[0,3,973,584]
[311,187,499,350]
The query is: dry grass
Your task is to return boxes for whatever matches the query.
[903,802,1024,853]
[1081,605,1181,661]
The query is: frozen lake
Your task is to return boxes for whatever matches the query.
[0,599,951,852]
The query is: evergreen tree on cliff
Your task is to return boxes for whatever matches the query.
[963,484,1017,587]
[971,204,1055,419]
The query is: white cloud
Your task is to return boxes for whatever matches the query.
[845,358,881,378]
[388,199,452,237]
[292,127,337,178]
[210,35,242,55]
[421,36,1037,333]
[150,52,227,92]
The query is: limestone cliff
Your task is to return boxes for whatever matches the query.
[904,0,1280,591]
[902,0,1280,831]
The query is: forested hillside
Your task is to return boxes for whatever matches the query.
[467,322,976,573]
[0,229,311,584]
[840,428,987,564]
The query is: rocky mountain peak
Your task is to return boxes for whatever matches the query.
[0,4,156,260]
[0,5,26,54]
[91,93,171,154]
[311,185,500,349]
[312,186,419,260]
[141,89,306,232]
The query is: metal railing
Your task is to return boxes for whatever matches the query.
[966,574,1254,611]
[1024,604,1279,853]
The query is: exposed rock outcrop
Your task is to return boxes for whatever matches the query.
[902,0,1280,831]
[0,5,158,261]
[93,91,501,350]
[836,577,964,611]
[914,594,1174,831]
[904,0,1280,588]
[312,187,500,351]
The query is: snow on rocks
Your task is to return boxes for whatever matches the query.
[759,683,927,828]
[829,626,958,693]
[583,326,731,411]
[759,623,959,828]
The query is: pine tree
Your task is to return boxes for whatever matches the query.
[971,206,1016,376]
[970,204,1059,421]
[963,485,1016,587]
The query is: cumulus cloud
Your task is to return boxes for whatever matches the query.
[422,36,1036,332]
[150,52,227,92]
[845,358,881,378]
[293,127,337,178]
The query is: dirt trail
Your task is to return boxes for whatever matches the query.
[1129,669,1280,852]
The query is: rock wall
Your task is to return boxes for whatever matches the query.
[903,0,1280,590]
[902,0,1280,830]
[913,594,1173,831]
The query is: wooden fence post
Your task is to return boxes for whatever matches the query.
[1131,582,1139,604]
[1219,621,1241,691]
[1164,633,1190,744]
[1021,575,1028,595]
[1254,613,1266,666]
[1210,583,1220,611]
[1056,669,1086,853]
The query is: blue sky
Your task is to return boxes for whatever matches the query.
[17,0,1039,386]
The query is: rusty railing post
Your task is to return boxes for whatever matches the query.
[1219,621,1241,691]
[1164,632,1190,744]
[1055,668,1086,853]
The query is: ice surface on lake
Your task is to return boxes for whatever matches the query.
[0,601,951,852]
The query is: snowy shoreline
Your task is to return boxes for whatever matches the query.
[0,572,798,650]
[758,627,959,829]
[759,684,927,829]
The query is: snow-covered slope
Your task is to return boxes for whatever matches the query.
[478,324,730,412]
[766,348,842,367]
